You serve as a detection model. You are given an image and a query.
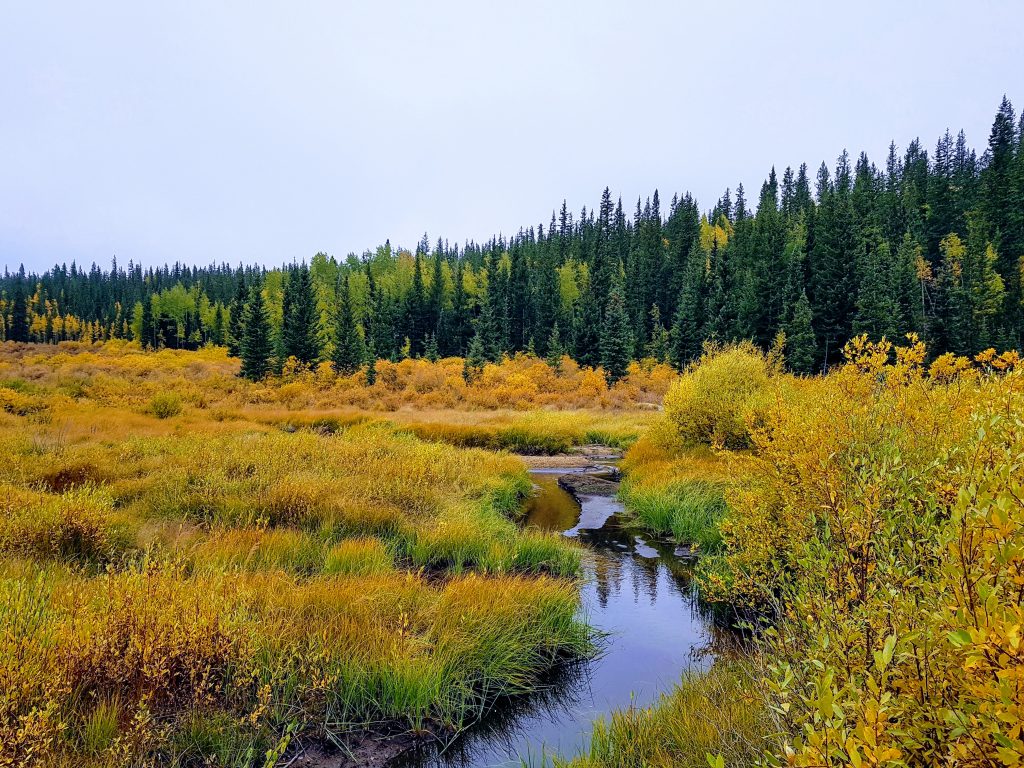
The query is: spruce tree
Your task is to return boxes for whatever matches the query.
[212,304,225,346]
[364,341,377,386]
[407,253,426,355]
[599,273,633,383]
[785,291,817,374]
[281,263,321,366]
[424,333,439,362]
[669,245,706,368]
[545,322,564,371]
[240,279,273,381]
[8,282,29,342]
[645,305,670,362]
[853,233,897,341]
[227,278,247,357]
[332,275,364,376]
[463,330,486,382]
[139,296,155,349]
[572,289,601,368]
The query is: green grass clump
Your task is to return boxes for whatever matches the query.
[149,391,183,419]
[620,480,726,553]
[324,537,395,575]
[557,662,773,768]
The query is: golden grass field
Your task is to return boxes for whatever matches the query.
[3,338,1023,767]
[0,342,663,766]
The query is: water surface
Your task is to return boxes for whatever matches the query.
[401,469,714,767]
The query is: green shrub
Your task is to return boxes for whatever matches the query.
[149,392,183,419]
[663,342,777,449]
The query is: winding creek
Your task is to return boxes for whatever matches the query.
[399,465,721,768]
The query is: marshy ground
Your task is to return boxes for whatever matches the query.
[3,339,1022,767]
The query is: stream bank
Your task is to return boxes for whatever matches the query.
[393,464,719,767]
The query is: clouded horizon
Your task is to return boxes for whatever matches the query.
[3,0,1023,273]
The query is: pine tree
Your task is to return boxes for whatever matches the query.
[645,305,670,362]
[8,282,29,342]
[332,275,364,375]
[212,304,225,346]
[463,331,486,383]
[572,270,602,368]
[407,253,426,355]
[600,272,633,383]
[139,296,156,349]
[785,291,817,374]
[281,263,321,366]
[934,233,972,354]
[227,278,247,357]
[240,279,273,381]
[670,245,706,368]
[980,96,1021,338]
[365,343,378,386]
[546,322,564,371]
[424,333,439,362]
[853,232,897,341]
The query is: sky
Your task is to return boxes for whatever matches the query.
[2,0,1023,273]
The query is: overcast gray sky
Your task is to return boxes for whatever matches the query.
[2,0,1022,273]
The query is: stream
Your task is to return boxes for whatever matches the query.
[398,466,720,768]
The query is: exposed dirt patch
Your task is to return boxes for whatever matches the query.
[517,443,622,469]
[570,444,624,460]
[518,454,599,469]
[285,728,430,768]
[558,473,619,498]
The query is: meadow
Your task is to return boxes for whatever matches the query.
[3,338,1022,768]
[0,341,667,766]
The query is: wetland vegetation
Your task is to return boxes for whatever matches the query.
[2,95,1023,768]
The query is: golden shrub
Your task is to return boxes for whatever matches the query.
[663,341,779,449]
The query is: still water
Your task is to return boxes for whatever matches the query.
[400,468,717,767]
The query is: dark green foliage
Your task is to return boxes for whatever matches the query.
[463,331,486,383]
[240,279,273,381]
[281,263,321,366]
[785,291,817,374]
[8,281,29,342]
[645,305,670,362]
[139,296,156,350]
[365,344,377,386]
[226,278,246,357]
[670,246,706,368]
[546,322,564,371]
[4,98,1023,369]
[600,273,633,383]
[211,303,225,346]
[332,275,364,376]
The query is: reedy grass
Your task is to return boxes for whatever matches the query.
[616,433,751,553]
[554,662,774,768]
[0,346,597,765]
[619,481,726,552]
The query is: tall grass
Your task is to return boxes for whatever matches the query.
[556,662,774,768]
[0,344,597,766]
[615,429,752,552]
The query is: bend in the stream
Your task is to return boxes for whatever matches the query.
[396,466,726,768]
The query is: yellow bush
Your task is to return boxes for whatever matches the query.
[709,335,1024,765]
[663,341,779,449]
[148,391,182,418]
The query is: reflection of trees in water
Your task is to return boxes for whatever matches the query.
[427,470,749,768]
[589,550,622,610]
[395,658,596,768]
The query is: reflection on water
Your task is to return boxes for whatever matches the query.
[400,470,717,768]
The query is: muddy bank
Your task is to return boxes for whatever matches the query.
[288,734,421,768]
[557,472,619,497]
[516,443,623,469]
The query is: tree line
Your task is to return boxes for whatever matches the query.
[2,97,1023,380]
